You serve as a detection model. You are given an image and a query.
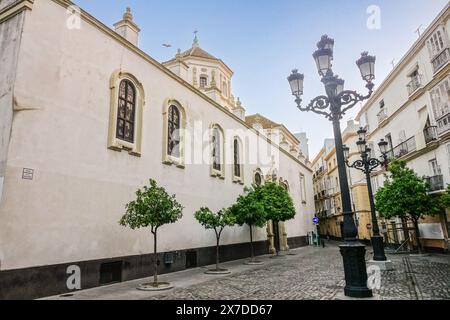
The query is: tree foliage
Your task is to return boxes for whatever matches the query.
[440,185,450,209]
[375,160,442,253]
[194,207,236,234]
[254,182,296,222]
[375,160,441,221]
[231,187,267,228]
[120,179,183,232]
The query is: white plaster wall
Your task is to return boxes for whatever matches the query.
[0,0,314,270]
[0,3,27,216]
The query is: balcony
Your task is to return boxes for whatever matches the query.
[377,108,388,126]
[425,175,444,193]
[437,112,450,136]
[314,166,326,179]
[407,75,422,96]
[432,48,450,74]
[423,126,438,144]
[386,136,417,160]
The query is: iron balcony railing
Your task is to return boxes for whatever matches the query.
[432,48,450,74]
[386,136,417,160]
[424,126,438,144]
[425,175,444,192]
[407,75,422,96]
[377,108,388,125]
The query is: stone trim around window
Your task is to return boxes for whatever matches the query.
[107,70,145,156]
[210,124,225,179]
[162,99,186,169]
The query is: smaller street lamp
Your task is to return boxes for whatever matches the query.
[344,129,392,265]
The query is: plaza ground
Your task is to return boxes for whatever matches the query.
[44,241,450,300]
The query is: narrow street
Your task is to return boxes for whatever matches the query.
[44,242,450,300]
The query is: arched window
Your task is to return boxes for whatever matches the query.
[167,105,181,158]
[233,138,241,179]
[212,128,222,171]
[210,124,225,178]
[117,80,136,143]
[108,71,144,156]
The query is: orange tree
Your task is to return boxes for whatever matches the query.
[120,179,183,287]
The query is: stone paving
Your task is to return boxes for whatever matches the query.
[46,241,450,300]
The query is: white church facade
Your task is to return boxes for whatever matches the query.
[0,0,315,299]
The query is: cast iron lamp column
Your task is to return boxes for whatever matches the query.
[288,35,376,298]
[343,132,389,262]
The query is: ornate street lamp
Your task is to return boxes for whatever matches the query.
[344,133,392,267]
[288,35,376,298]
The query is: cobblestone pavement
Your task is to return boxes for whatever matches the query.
[144,242,450,300]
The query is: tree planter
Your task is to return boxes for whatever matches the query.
[205,269,231,275]
[137,282,174,291]
[245,260,264,265]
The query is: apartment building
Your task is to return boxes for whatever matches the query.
[356,4,450,252]
[312,121,373,241]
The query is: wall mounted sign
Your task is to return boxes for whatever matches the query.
[419,223,444,240]
[22,168,34,180]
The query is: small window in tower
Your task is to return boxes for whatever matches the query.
[200,76,208,88]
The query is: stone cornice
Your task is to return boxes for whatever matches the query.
[48,0,311,172]
[0,0,33,23]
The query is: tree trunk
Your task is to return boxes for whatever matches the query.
[401,217,411,251]
[216,236,220,271]
[274,220,280,256]
[413,218,423,254]
[249,224,254,261]
[153,230,158,284]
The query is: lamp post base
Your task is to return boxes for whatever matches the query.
[368,259,394,271]
[339,242,373,298]
[371,235,388,262]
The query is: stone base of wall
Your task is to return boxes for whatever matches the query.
[0,236,307,300]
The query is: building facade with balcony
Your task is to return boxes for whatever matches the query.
[311,121,373,242]
[356,4,450,252]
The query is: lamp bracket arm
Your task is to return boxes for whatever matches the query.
[302,95,332,119]
[367,158,383,173]
[338,87,373,115]
[347,159,366,173]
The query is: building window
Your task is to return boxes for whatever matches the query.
[233,138,243,183]
[430,76,450,121]
[254,169,264,186]
[200,76,208,88]
[163,100,186,167]
[108,71,145,156]
[168,105,181,158]
[428,29,446,57]
[213,129,221,171]
[116,80,136,143]
[299,173,307,204]
[211,125,225,178]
